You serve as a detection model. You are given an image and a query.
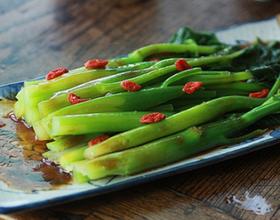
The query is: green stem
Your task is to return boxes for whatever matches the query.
[35,87,184,140]
[46,134,96,152]
[206,82,265,92]
[110,61,155,72]
[267,76,280,98]
[108,43,218,67]
[49,112,172,136]
[84,96,264,159]
[161,68,202,87]
[184,71,253,85]
[44,145,87,171]
[74,95,280,180]
[38,50,245,117]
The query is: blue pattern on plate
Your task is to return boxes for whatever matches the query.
[270,129,280,138]
[0,81,23,100]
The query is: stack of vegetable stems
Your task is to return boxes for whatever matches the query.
[14,28,280,182]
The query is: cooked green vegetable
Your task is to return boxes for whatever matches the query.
[38,50,245,116]
[73,95,280,181]
[33,87,184,140]
[23,67,157,124]
[49,112,172,137]
[13,25,280,183]
[84,96,264,159]
[44,145,87,170]
[169,27,224,45]
[46,134,95,152]
[108,43,219,67]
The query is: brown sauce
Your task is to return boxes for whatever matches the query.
[0,100,71,192]
[34,160,71,186]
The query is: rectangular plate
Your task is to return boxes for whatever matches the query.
[1,18,280,214]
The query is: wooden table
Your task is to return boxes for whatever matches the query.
[1,0,280,219]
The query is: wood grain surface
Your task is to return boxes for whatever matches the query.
[1,0,280,219]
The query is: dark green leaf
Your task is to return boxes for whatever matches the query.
[169,27,223,45]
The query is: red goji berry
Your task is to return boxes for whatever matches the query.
[121,80,142,92]
[175,59,192,71]
[84,59,108,69]
[67,93,89,105]
[140,112,166,124]
[249,88,269,98]
[88,134,110,147]
[183,82,203,94]
[46,67,68,80]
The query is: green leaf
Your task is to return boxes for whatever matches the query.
[204,41,280,85]
[250,64,280,85]
[169,27,223,45]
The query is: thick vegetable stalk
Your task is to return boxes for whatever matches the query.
[30,67,155,108]
[167,88,260,111]
[46,134,95,152]
[14,88,26,119]
[22,70,119,125]
[48,112,172,137]
[38,65,177,116]
[20,62,153,107]
[26,69,117,99]
[206,82,265,92]
[14,80,42,118]
[48,59,174,101]
[18,68,114,109]
[44,145,87,170]
[19,62,156,124]
[34,87,184,140]
[69,58,177,90]
[169,91,249,110]
[169,82,264,106]
[162,69,253,87]
[73,95,280,181]
[161,67,202,87]
[23,67,156,124]
[38,50,244,117]
[184,71,253,85]
[84,96,264,159]
[109,61,155,72]
[108,43,219,67]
